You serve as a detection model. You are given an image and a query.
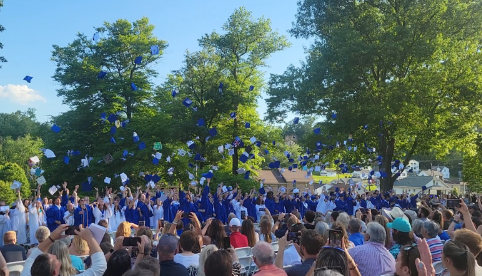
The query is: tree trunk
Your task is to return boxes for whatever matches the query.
[232,114,239,174]
[379,135,395,192]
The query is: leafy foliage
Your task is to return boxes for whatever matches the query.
[0,163,32,204]
[266,0,482,191]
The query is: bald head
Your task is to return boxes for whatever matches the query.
[252,241,275,267]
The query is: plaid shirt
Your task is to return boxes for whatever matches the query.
[349,242,396,276]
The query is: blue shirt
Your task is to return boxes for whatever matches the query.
[349,232,365,246]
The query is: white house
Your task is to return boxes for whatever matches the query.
[432,166,450,179]
[406,160,420,173]
[418,170,444,179]
[393,176,452,195]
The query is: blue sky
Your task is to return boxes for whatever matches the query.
[0,0,309,122]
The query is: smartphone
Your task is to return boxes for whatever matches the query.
[359,208,367,214]
[447,199,460,209]
[241,211,246,220]
[287,232,301,244]
[182,212,191,219]
[160,219,165,228]
[329,229,343,247]
[259,208,265,212]
[138,221,145,227]
[223,236,231,250]
[65,225,80,235]
[122,237,141,247]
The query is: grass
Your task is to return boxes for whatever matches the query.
[311,175,339,184]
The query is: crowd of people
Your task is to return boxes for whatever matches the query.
[0,179,480,276]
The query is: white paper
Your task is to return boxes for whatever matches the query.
[104,177,111,184]
[250,137,257,144]
[10,180,22,190]
[48,185,58,195]
[120,173,128,182]
[30,156,40,164]
[218,145,224,153]
[225,144,231,150]
[88,224,107,244]
[37,176,46,185]
[44,149,56,158]
[30,168,36,175]
[222,186,228,193]
[166,156,171,162]
[315,166,321,172]
[154,152,162,159]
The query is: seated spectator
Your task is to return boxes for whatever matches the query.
[240,219,259,247]
[202,219,227,249]
[331,223,354,249]
[0,231,26,262]
[394,245,420,276]
[135,227,157,258]
[411,219,424,238]
[228,218,248,249]
[225,213,237,236]
[438,240,476,276]
[421,220,443,262]
[198,245,218,276]
[418,207,430,221]
[174,230,200,268]
[68,235,89,256]
[282,230,323,276]
[48,240,79,276]
[374,215,392,249]
[122,268,155,276]
[204,249,241,276]
[259,219,276,244]
[0,251,7,276]
[313,246,353,276]
[103,249,131,276]
[253,241,286,276]
[453,229,482,274]
[27,226,50,257]
[314,221,329,241]
[23,224,107,276]
[136,256,160,276]
[349,222,396,276]
[347,218,364,246]
[158,234,189,276]
[387,218,415,259]
[303,210,316,230]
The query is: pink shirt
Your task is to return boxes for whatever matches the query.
[255,264,287,276]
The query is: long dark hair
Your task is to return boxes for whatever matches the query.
[205,250,232,276]
[206,219,227,249]
[315,247,349,276]
[240,219,256,247]
[102,249,131,276]
[113,197,123,217]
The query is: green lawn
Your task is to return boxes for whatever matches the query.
[311,175,339,183]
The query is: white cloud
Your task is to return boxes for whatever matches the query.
[0,84,47,105]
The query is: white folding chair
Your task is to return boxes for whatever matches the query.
[7,261,25,276]
[235,246,252,258]
[238,256,253,274]
[433,261,444,274]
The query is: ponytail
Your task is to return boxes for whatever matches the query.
[443,241,476,276]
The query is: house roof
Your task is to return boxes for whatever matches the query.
[419,170,444,177]
[281,169,314,183]
[256,170,287,184]
[394,176,433,188]
[431,166,448,171]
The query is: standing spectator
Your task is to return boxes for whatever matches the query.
[281,230,323,276]
[276,223,306,267]
[418,207,430,222]
[421,220,443,262]
[0,231,26,262]
[374,215,392,249]
[253,241,287,276]
[442,209,453,230]
[348,218,364,246]
[47,240,78,276]
[158,234,189,276]
[349,222,396,276]
[438,240,476,276]
[27,226,50,257]
[103,249,131,276]
[228,218,248,249]
[259,219,276,244]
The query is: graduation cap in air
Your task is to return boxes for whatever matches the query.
[63,156,70,164]
[245,122,250,128]
[93,32,100,42]
[171,89,179,98]
[208,128,218,137]
[313,128,321,135]
[82,180,92,192]
[187,141,195,149]
[23,76,33,83]
[254,141,262,147]
[134,56,142,65]
[236,168,246,174]
[151,45,160,55]
[194,153,201,161]
[131,82,137,91]
[293,117,299,124]
[133,132,140,143]
[107,114,117,123]
[138,142,146,150]
[152,174,161,184]
[230,112,236,119]
[249,85,254,91]
[244,171,251,179]
[331,113,337,119]
[272,141,276,145]
[183,98,193,107]
[197,118,205,127]
[239,154,248,163]
[110,126,116,135]
[202,171,214,179]
[245,146,253,154]
[219,82,223,93]
[51,124,61,133]
[110,137,116,144]
[98,71,107,79]
[264,149,269,154]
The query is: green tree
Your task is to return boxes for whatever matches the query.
[199,7,290,174]
[0,0,6,67]
[44,18,169,191]
[0,163,32,203]
[266,0,482,192]
[0,135,44,169]
[0,109,43,138]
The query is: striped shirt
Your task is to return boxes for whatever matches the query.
[426,238,444,262]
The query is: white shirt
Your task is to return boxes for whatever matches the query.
[173,253,200,268]
[255,204,266,222]
[231,200,248,221]
[64,210,75,226]
[283,244,302,266]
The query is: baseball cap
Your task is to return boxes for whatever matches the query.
[387,217,412,233]
[229,218,241,227]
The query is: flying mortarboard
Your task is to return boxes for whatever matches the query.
[244,171,251,179]
[138,142,146,150]
[153,142,162,150]
[313,127,321,135]
[51,124,61,133]
[230,112,236,119]
[197,118,205,127]
[44,149,56,158]
[208,128,218,137]
[93,32,100,42]
[63,156,70,164]
[134,56,142,65]
[97,71,107,79]
[151,45,160,55]
[219,82,223,93]
[202,171,214,179]
[293,117,299,124]
[245,122,250,128]
[194,153,201,161]
[133,132,140,143]
[110,137,116,144]
[104,177,111,184]
[183,98,193,107]
[331,113,337,119]
[249,85,254,91]
[110,126,117,135]
[239,154,248,163]
[23,76,33,83]
[107,114,117,123]
[236,168,246,174]
[152,174,161,183]
[171,89,179,98]
[187,141,195,149]
[131,82,137,91]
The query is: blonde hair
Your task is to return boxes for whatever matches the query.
[48,240,78,276]
[116,221,132,238]
[198,245,218,276]
[3,231,16,244]
[454,229,482,266]
[71,235,89,255]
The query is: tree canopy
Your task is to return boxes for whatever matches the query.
[266,0,482,191]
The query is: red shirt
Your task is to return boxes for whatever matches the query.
[230,231,248,248]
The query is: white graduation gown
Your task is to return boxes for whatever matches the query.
[93,206,112,225]
[0,213,10,247]
[10,203,27,244]
[152,205,164,227]
[28,205,45,244]
[109,206,125,232]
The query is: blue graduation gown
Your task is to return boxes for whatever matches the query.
[125,207,139,224]
[46,205,65,232]
[74,205,93,228]
[284,199,296,214]
[137,201,151,227]
[265,198,275,214]
[273,200,285,214]
[334,199,346,212]
[409,195,418,209]
[360,199,367,208]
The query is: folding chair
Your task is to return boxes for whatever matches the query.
[235,246,252,258]
[7,261,25,276]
